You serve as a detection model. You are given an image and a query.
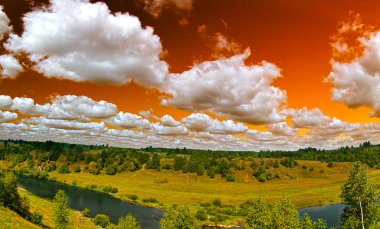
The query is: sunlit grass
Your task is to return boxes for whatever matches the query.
[48,160,380,209]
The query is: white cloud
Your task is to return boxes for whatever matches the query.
[140,0,194,17]
[158,114,181,127]
[6,0,168,87]
[0,54,23,79]
[267,122,296,136]
[26,117,107,131]
[105,112,151,130]
[163,50,286,124]
[0,110,17,122]
[0,95,117,119]
[0,5,11,40]
[47,95,118,120]
[182,113,248,134]
[151,122,188,135]
[286,107,331,128]
[327,23,380,117]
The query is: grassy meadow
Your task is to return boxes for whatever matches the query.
[47,160,380,209]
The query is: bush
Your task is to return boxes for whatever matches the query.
[258,174,267,182]
[58,164,70,174]
[142,198,158,204]
[103,186,118,194]
[74,165,81,173]
[105,164,117,175]
[195,208,207,221]
[30,209,43,225]
[207,169,216,178]
[127,194,138,201]
[82,208,91,217]
[226,174,235,182]
[327,162,334,168]
[94,214,110,228]
[212,198,222,207]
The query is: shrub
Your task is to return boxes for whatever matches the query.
[127,194,138,201]
[195,209,207,221]
[105,164,117,175]
[103,186,118,194]
[327,162,334,168]
[257,174,267,182]
[207,168,216,178]
[94,214,110,228]
[142,198,158,203]
[58,164,70,174]
[212,198,222,207]
[82,208,91,217]
[74,165,81,173]
[226,174,235,182]
[30,209,43,225]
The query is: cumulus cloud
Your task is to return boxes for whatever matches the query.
[0,6,11,40]
[139,0,195,17]
[46,95,118,120]
[6,0,168,86]
[327,16,380,117]
[0,110,17,122]
[163,50,286,124]
[151,122,188,135]
[182,113,248,134]
[105,112,151,130]
[159,114,181,127]
[0,54,23,79]
[0,95,118,119]
[26,117,107,131]
[286,107,331,128]
[267,122,296,136]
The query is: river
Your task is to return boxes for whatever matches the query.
[17,176,344,228]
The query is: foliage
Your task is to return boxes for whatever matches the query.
[118,214,141,229]
[103,186,118,194]
[82,208,91,217]
[94,214,110,228]
[160,204,198,229]
[53,190,70,229]
[340,162,380,228]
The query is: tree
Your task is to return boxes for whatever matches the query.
[272,197,299,229]
[94,214,111,228]
[341,162,380,228]
[240,198,273,228]
[300,213,313,229]
[53,190,70,229]
[118,214,141,229]
[160,204,198,229]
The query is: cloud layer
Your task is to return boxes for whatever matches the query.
[0,94,376,151]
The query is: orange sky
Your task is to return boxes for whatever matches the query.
[1,0,380,124]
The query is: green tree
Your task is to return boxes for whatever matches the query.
[53,190,70,229]
[94,214,111,228]
[240,198,273,228]
[341,162,380,229]
[160,204,198,229]
[300,213,313,229]
[118,214,141,229]
[272,197,299,229]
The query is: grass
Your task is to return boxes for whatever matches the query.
[47,160,380,209]
[19,189,98,229]
[0,206,41,229]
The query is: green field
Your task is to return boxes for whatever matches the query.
[0,188,98,229]
[0,206,41,229]
[47,160,380,209]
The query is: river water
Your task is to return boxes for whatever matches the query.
[17,176,344,228]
